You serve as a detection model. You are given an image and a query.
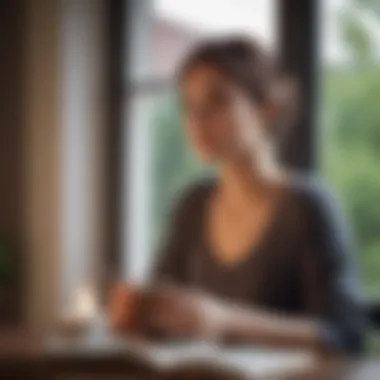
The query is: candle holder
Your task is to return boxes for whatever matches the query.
[56,285,98,339]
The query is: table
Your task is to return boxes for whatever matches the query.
[1,330,380,379]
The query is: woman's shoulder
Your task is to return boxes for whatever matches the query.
[288,173,342,216]
[288,173,354,247]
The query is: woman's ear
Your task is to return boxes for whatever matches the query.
[266,77,299,141]
[271,77,299,122]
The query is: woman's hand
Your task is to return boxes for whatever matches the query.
[109,283,139,334]
[109,284,228,341]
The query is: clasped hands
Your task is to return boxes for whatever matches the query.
[109,283,232,342]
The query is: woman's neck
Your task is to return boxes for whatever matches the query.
[218,157,287,208]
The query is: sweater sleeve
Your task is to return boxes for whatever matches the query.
[299,180,368,355]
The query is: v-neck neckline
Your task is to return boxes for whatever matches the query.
[200,179,290,272]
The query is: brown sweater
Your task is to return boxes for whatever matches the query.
[153,176,367,354]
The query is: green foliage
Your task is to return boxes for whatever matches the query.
[323,65,380,298]
[342,12,374,63]
[322,0,380,299]
[354,0,380,17]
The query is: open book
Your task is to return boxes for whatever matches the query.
[49,313,315,379]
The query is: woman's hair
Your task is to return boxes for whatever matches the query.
[179,36,299,142]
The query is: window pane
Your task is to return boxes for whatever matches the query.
[127,0,277,81]
[122,93,156,280]
[321,0,380,299]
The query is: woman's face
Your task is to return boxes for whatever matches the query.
[181,63,269,164]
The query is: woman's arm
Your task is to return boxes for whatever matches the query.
[298,182,367,355]
[161,182,365,354]
[215,182,367,355]
[216,305,322,351]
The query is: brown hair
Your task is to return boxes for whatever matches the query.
[179,36,298,143]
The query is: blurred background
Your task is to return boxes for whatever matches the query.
[1,0,380,352]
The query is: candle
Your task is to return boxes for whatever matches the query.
[74,285,98,322]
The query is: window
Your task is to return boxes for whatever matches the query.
[321,0,380,299]
[122,0,277,281]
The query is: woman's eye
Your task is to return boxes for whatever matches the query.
[207,97,229,117]
[211,89,233,108]
[211,91,225,104]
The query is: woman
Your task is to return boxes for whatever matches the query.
[110,37,366,355]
